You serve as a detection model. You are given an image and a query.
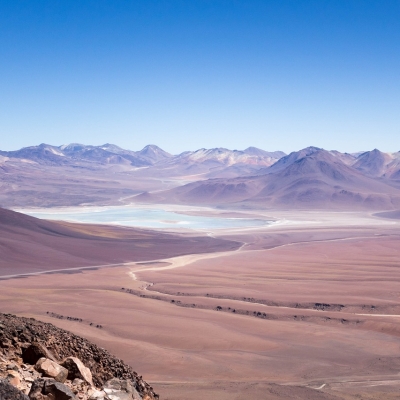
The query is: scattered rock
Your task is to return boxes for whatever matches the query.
[7,369,21,387]
[7,362,19,371]
[29,378,76,400]
[88,388,106,399]
[62,357,93,386]
[44,380,76,400]
[0,379,29,400]
[104,378,142,400]
[23,342,56,365]
[0,313,159,400]
[36,358,68,383]
[28,378,48,400]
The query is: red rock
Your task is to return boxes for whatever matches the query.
[22,342,56,365]
[7,370,21,387]
[61,357,93,386]
[35,358,68,383]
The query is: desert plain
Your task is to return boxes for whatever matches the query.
[1,208,400,399]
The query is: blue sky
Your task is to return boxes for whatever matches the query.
[0,0,399,153]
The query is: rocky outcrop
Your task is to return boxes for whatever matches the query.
[0,313,158,399]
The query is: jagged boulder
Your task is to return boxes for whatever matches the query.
[29,378,76,400]
[61,356,93,386]
[23,342,56,365]
[103,378,142,400]
[28,378,48,399]
[0,379,29,400]
[44,380,76,400]
[35,358,68,383]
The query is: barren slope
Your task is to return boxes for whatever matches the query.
[0,207,239,276]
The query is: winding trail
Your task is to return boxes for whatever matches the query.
[130,240,247,274]
[0,262,129,281]
[128,233,391,276]
[125,233,400,320]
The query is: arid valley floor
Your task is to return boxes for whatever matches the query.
[1,208,400,399]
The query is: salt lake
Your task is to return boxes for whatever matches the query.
[21,206,269,231]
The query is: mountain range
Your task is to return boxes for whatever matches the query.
[0,143,172,167]
[1,143,400,210]
[135,146,400,210]
[0,143,285,177]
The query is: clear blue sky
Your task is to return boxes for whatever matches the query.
[0,0,399,153]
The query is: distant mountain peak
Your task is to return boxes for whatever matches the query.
[353,148,394,177]
[243,147,286,159]
[140,144,164,151]
[301,146,323,154]
[138,145,172,161]
[59,143,88,151]
[267,146,326,174]
[101,143,123,149]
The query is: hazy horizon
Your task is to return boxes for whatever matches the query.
[1,141,399,156]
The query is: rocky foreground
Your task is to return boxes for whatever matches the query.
[0,313,158,400]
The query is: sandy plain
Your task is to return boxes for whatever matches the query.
[1,209,400,399]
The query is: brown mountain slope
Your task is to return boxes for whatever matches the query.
[352,149,400,181]
[353,149,395,177]
[135,148,400,210]
[250,149,400,209]
[0,207,239,276]
[255,146,356,176]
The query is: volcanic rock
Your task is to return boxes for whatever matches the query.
[29,378,76,400]
[23,343,56,365]
[103,378,142,400]
[35,358,68,383]
[43,380,76,400]
[0,379,29,400]
[61,357,93,386]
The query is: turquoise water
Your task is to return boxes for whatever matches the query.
[23,206,268,230]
